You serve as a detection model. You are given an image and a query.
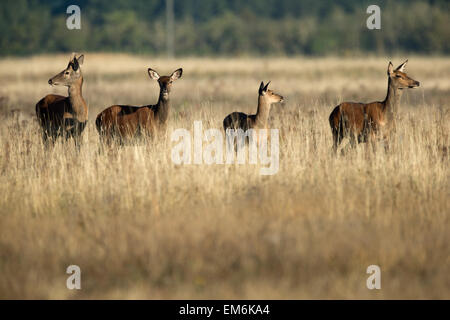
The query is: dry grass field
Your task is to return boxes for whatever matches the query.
[0,54,449,299]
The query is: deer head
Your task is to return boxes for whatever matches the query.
[258,81,284,104]
[387,60,420,90]
[148,68,183,100]
[48,53,84,87]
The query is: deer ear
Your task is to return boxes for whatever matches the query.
[259,82,265,94]
[170,68,183,81]
[387,62,394,75]
[148,68,160,80]
[72,57,79,71]
[76,54,84,66]
[395,59,408,72]
[263,81,271,92]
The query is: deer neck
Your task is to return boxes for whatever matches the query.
[254,96,271,128]
[68,76,88,122]
[383,77,403,121]
[155,92,170,125]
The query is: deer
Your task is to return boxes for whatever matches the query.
[36,53,88,147]
[95,68,182,145]
[329,60,420,153]
[223,81,284,147]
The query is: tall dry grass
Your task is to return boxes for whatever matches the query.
[0,54,448,299]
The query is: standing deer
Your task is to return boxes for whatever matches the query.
[329,60,420,152]
[96,68,182,145]
[36,53,88,147]
[223,81,284,141]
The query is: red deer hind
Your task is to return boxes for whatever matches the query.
[223,81,284,146]
[329,60,420,152]
[96,68,182,145]
[36,53,88,147]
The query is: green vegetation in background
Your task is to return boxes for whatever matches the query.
[0,0,449,56]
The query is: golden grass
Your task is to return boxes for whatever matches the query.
[0,54,448,299]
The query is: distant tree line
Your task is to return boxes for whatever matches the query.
[0,0,448,56]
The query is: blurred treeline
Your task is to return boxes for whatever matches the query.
[0,0,449,56]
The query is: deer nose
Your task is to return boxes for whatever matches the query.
[415,81,420,86]
[48,79,53,85]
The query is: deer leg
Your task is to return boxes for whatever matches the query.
[41,130,55,149]
[97,135,105,155]
[224,127,234,153]
[75,121,86,151]
[46,125,60,147]
[332,133,337,154]
[73,134,82,151]
[332,118,346,155]
[331,129,340,154]
[41,120,57,147]
[100,127,115,149]
[369,132,377,154]
[380,131,391,153]
[349,132,357,149]
[97,133,111,155]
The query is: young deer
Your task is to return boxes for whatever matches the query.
[223,81,284,137]
[96,68,182,145]
[329,60,420,152]
[36,53,88,146]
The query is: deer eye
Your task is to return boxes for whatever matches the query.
[395,75,401,78]
[65,71,70,75]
